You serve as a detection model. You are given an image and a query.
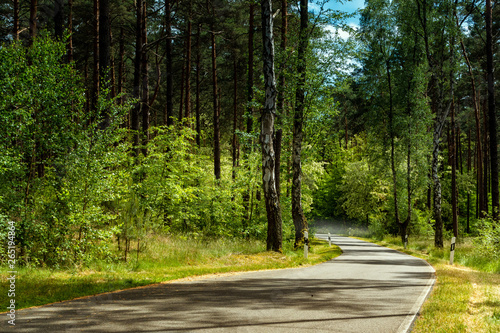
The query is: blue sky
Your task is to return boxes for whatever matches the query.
[310,0,366,26]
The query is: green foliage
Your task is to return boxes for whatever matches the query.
[475,218,500,259]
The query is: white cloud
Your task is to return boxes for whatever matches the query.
[325,23,359,40]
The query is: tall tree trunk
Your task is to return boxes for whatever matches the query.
[486,0,498,219]
[118,26,125,105]
[232,57,239,180]
[178,61,185,123]
[195,24,202,146]
[29,0,38,46]
[54,0,64,40]
[243,4,255,221]
[483,99,489,215]
[164,0,174,126]
[292,0,308,247]
[401,63,417,244]
[278,0,287,113]
[67,0,74,62]
[418,0,451,248]
[141,0,149,156]
[458,37,483,218]
[345,115,348,149]
[99,0,111,128]
[110,47,116,99]
[261,0,283,252]
[92,0,100,113]
[275,0,287,200]
[209,2,221,180]
[450,21,458,237]
[131,0,143,156]
[13,0,19,41]
[451,101,458,238]
[387,59,401,228]
[246,4,255,135]
[431,114,444,247]
[402,130,411,244]
[184,9,192,120]
[99,0,111,87]
[467,129,471,233]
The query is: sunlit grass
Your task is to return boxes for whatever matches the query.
[0,235,341,310]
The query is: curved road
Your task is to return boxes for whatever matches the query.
[6,235,435,332]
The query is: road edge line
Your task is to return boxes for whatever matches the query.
[396,258,436,333]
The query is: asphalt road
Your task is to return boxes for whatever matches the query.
[5,235,435,333]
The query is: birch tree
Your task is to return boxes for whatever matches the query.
[261,0,282,252]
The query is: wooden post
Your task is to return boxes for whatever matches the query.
[449,237,456,265]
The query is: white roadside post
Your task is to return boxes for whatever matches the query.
[304,231,308,259]
[328,232,331,247]
[449,237,456,265]
[404,234,408,250]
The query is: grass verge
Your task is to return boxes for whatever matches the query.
[359,236,500,333]
[1,235,341,311]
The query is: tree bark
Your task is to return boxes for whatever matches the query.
[275,0,287,201]
[401,131,411,245]
[243,3,255,221]
[458,37,483,218]
[131,0,143,157]
[195,24,202,146]
[118,26,125,105]
[164,0,174,126]
[54,0,64,40]
[184,9,192,120]
[92,0,100,113]
[467,129,471,233]
[451,101,458,238]
[209,2,221,180]
[246,4,255,135]
[141,0,149,156]
[292,0,308,247]
[29,0,38,46]
[387,58,401,228]
[261,0,283,252]
[99,0,111,86]
[13,0,19,41]
[178,60,185,123]
[486,0,498,219]
[232,57,239,180]
[67,0,74,62]
[483,98,489,215]
[418,0,451,248]
[99,0,111,129]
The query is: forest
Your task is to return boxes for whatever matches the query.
[0,0,498,268]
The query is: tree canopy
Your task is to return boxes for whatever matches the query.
[0,0,498,266]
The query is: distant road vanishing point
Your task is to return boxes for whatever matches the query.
[7,235,435,333]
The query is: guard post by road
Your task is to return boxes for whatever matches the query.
[304,231,309,259]
[328,232,331,247]
[449,237,456,265]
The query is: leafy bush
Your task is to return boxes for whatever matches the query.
[475,218,500,259]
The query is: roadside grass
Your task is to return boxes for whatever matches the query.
[360,236,500,333]
[0,235,341,311]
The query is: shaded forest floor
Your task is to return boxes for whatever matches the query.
[0,236,341,311]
